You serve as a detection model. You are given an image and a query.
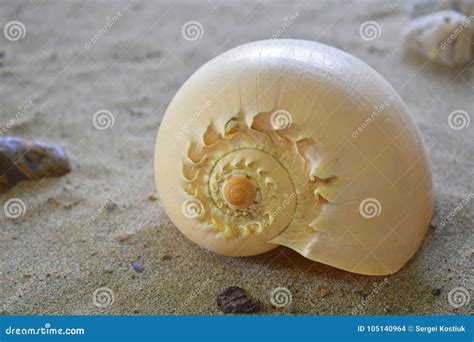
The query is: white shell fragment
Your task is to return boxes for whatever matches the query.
[402,10,473,66]
[154,40,434,276]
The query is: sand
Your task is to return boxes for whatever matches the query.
[0,0,472,315]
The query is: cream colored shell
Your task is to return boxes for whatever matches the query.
[154,39,433,276]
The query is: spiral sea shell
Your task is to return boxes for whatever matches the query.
[154,40,433,276]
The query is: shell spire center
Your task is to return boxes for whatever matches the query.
[222,175,258,210]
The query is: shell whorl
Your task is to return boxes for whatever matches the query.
[180,110,326,244]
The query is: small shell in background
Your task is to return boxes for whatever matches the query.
[0,136,71,193]
[409,0,474,17]
[402,10,473,66]
[459,0,474,17]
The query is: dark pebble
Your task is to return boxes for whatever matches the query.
[432,287,443,296]
[106,202,118,211]
[356,290,369,298]
[131,261,144,273]
[217,286,260,314]
[0,136,70,193]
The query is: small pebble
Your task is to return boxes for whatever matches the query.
[106,202,118,211]
[318,287,330,298]
[432,287,443,296]
[114,234,132,242]
[217,286,260,314]
[0,136,70,193]
[147,194,158,201]
[131,261,144,273]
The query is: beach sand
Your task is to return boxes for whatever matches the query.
[0,0,472,315]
